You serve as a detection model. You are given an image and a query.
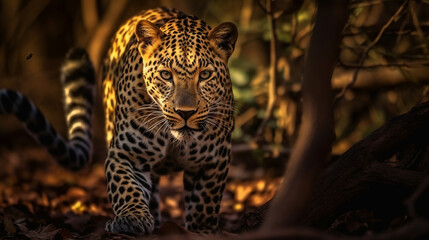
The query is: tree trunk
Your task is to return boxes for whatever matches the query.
[259,0,349,231]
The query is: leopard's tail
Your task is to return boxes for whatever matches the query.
[0,48,95,170]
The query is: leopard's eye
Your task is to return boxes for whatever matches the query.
[199,70,213,81]
[159,70,173,81]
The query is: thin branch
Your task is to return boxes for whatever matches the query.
[291,12,298,47]
[87,0,129,73]
[338,60,429,69]
[81,0,99,34]
[334,0,408,103]
[255,0,278,143]
[257,0,268,14]
[394,2,411,50]
[409,0,429,55]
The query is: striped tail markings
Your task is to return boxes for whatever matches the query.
[0,48,95,170]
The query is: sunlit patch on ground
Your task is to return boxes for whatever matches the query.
[225,179,281,212]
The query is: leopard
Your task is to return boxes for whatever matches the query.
[0,7,237,235]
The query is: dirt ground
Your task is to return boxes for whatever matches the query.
[0,133,280,239]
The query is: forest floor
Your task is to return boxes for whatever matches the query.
[0,131,414,239]
[0,134,281,240]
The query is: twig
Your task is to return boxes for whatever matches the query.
[394,2,410,51]
[291,12,298,47]
[255,0,278,144]
[409,0,429,55]
[257,0,268,14]
[334,0,408,103]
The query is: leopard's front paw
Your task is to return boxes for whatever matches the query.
[105,213,154,235]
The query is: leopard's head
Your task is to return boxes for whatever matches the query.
[135,16,237,140]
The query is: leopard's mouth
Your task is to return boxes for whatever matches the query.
[179,125,203,132]
[169,122,203,132]
[170,126,202,141]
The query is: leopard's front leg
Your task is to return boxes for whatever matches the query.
[104,149,155,235]
[183,154,230,233]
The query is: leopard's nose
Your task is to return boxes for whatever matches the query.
[175,109,197,121]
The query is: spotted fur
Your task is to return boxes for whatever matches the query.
[0,7,237,235]
[102,7,237,234]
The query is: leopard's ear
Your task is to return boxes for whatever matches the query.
[208,22,238,63]
[135,20,164,60]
